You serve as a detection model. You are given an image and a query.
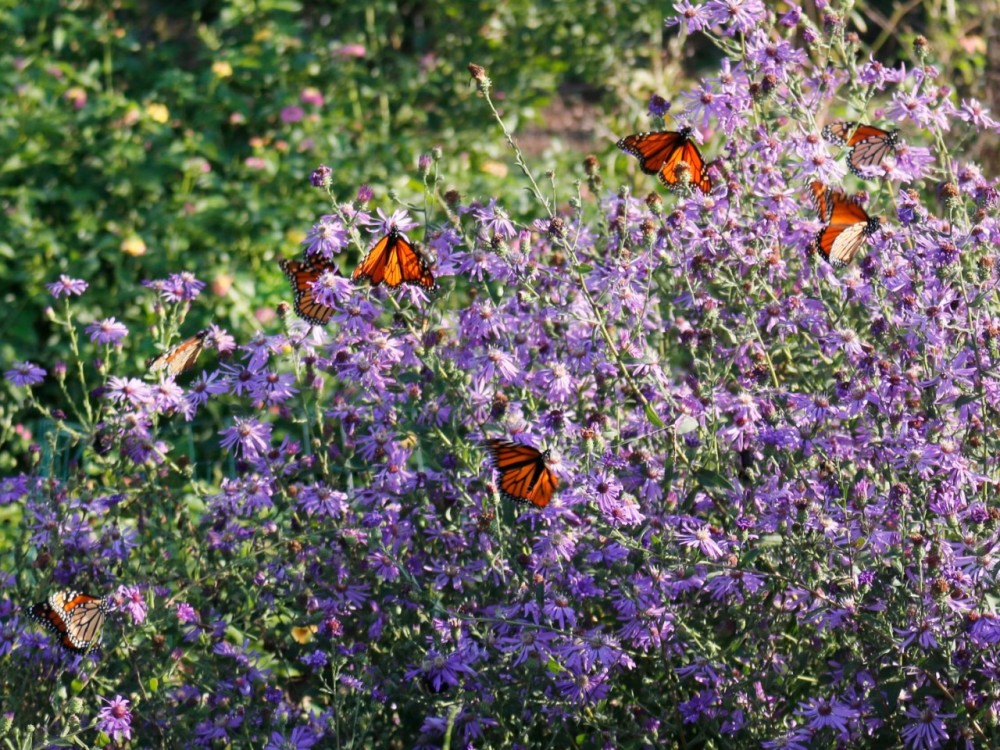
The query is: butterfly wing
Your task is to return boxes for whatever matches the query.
[618,130,711,194]
[821,121,857,145]
[822,122,898,176]
[810,181,835,223]
[485,439,558,508]
[843,124,893,147]
[62,595,107,652]
[30,590,106,653]
[280,258,337,326]
[848,130,899,173]
[393,236,436,289]
[353,233,392,286]
[148,329,210,377]
[816,193,879,266]
[355,230,435,289]
[617,131,686,175]
[660,139,711,193]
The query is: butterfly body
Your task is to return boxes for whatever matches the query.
[148,329,210,376]
[617,127,712,194]
[485,438,558,508]
[29,589,108,653]
[280,256,339,326]
[822,121,899,177]
[353,228,435,289]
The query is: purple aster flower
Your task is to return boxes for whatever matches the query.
[472,198,516,239]
[405,647,479,692]
[301,650,328,671]
[597,491,646,528]
[370,207,418,236]
[105,377,154,407]
[356,184,373,204]
[676,523,726,559]
[778,3,801,26]
[704,0,768,34]
[47,274,88,298]
[796,695,856,733]
[555,668,611,704]
[265,726,319,750]
[5,361,46,387]
[113,585,148,625]
[219,416,272,460]
[185,371,229,411]
[297,483,348,518]
[250,370,299,407]
[667,0,714,32]
[143,272,205,303]
[0,475,29,504]
[957,98,999,131]
[96,695,132,743]
[886,91,948,129]
[900,700,954,749]
[205,324,237,354]
[86,317,129,345]
[301,215,349,259]
[310,164,332,187]
[311,268,355,308]
[647,94,671,118]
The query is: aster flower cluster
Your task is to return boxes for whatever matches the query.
[3,2,1000,748]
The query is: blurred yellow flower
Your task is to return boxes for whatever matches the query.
[211,273,233,297]
[481,160,509,178]
[146,103,169,123]
[63,86,87,109]
[121,235,147,257]
[212,61,233,78]
[290,625,317,644]
[285,228,306,245]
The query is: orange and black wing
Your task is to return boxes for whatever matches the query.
[822,121,899,176]
[816,193,880,266]
[30,590,107,653]
[353,229,435,289]
[617,128,711,194]
[280,257,337,326]
[485,438,558,508]
[810,181,835,223]
[821,121,860,145]
[847,130,899,173]
[148,329,210,377]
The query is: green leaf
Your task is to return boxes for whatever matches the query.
[674,415,699,435]
[694,469,733,492]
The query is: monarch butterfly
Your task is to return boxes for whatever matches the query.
[353,228,435,289]
[485,438,558,508]
[29,589,108,654]
[616,127,712,194]
[814,189,882,266]
[822,121,900,177]
[147,329,210,377]
[279,257,338,326]
[810,180,836,223]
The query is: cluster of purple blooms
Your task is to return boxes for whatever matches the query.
[3,1,1000,747]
